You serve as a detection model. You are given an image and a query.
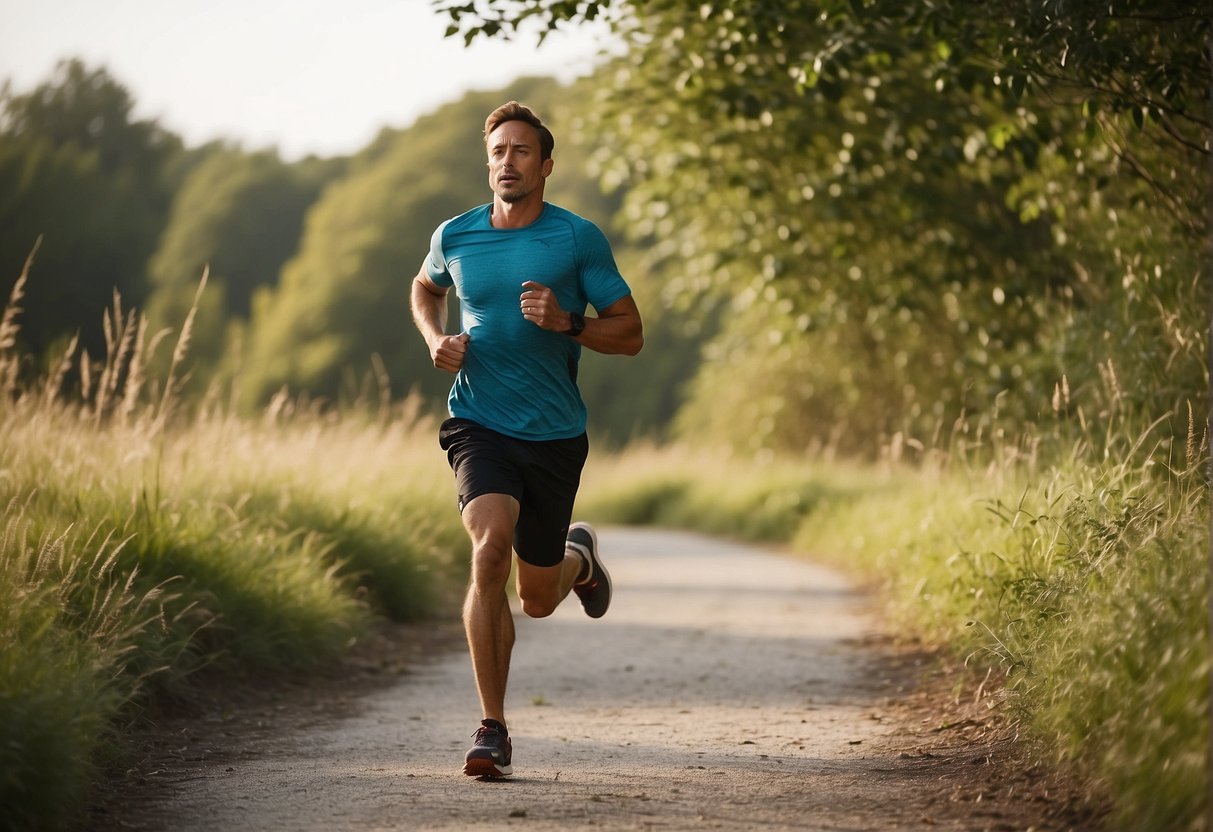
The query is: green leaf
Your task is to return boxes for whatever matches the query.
[988,122,1015,151]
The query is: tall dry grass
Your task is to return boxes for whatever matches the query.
[580,403,1209,830]
[0,252,466,831]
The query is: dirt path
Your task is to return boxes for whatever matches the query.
[106,528,1098,831]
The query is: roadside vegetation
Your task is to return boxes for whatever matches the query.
[580,412,1208,830]
[0,264,467,832]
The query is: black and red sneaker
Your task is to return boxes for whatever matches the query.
[463,718,513,778]
[568,523,611,619]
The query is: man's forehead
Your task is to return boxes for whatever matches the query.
[488,121,539,147]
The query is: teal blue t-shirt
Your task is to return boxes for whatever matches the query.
[424,202,632,440]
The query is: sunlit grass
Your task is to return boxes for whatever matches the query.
[0,401,467,830]
[0,264,467,830]
[580,441,881,541]
[797,444,1208,830]
[579,425,1209,831]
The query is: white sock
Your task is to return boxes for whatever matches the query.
[570,544,592,584]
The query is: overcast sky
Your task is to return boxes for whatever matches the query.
[0,0,619,160]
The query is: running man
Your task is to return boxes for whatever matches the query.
[410,100,643,778]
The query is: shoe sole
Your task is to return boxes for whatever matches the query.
[463,757,513,778]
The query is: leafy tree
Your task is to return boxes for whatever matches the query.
[436,1,1209,454]
[0,60,182,361]
[145,146,346,386]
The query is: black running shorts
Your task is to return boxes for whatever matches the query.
[438,417,589,567]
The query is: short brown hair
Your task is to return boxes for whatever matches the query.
[484,101,555,161]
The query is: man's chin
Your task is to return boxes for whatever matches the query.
[496,187,530,204]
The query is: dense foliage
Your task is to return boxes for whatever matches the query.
[3,7,1207,450]
[441,0,1210,455]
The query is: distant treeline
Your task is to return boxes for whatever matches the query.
[0,61,695,444]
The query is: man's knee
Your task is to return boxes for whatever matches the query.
[517,578,562,618]
[518,593,558,619]
[470,539,513,589]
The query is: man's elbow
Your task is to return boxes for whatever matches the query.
[623,325,644,356]
[412,274,445,301]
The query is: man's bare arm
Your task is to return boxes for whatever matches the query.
[411,266,469,373]
[574,294,644,356]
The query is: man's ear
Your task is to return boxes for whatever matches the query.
[542,158,554,178]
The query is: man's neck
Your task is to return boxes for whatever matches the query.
[490,196,545,229]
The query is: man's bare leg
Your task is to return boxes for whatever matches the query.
[460,494,519,725]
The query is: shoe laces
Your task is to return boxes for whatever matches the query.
[472,721,507,744]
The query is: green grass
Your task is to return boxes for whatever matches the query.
[797,454,1208,830]
[0,404,469,830]
[581,442,875,541]
[579,435,1210,831]
[0,278,468,830]
[0,512,161,832]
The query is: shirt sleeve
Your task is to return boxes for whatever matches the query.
[576,220,631,311]
[424,220,454,288]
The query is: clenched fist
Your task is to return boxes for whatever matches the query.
[429,332,470,373]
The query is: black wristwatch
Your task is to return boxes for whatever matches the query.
[563,311,586,337]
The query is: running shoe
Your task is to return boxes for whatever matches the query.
[463,718,513,778]
[568,522,611,618]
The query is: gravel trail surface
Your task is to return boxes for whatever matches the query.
[113,527,1094,831]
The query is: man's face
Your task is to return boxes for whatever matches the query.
[486,120,552,203]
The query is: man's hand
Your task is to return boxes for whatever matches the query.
[412,267,468,372]
[429,332,469,373]
[520,281,571,332]
[518,280,644,355]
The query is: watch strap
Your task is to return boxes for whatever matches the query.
[564,311,586,337]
